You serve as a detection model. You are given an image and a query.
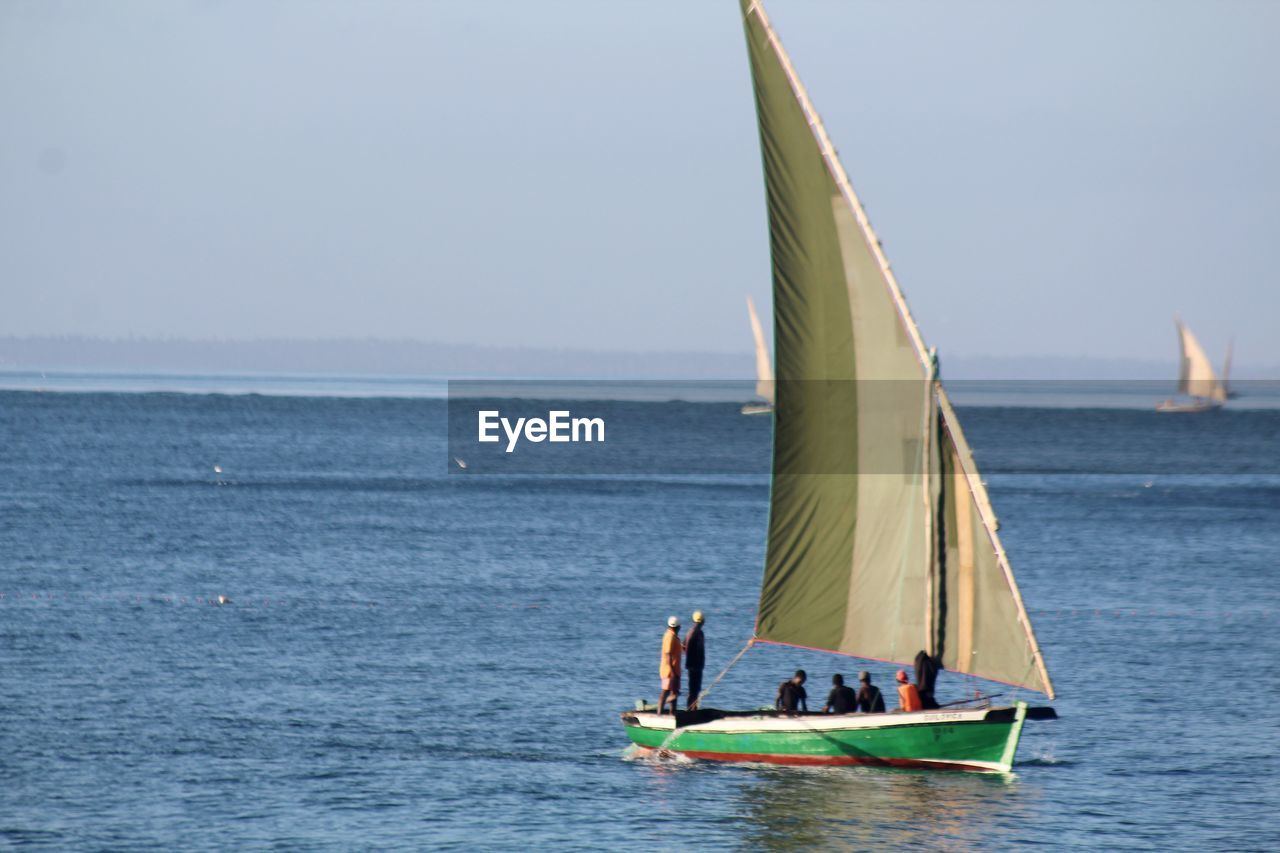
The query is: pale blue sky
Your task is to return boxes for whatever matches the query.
[2,0,1277,367]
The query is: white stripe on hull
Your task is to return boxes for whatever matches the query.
[629,706,1002,735]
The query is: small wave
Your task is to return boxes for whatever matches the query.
[0,827,68,844]
[621,744,696,765]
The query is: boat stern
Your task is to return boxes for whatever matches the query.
[620,710,679,751]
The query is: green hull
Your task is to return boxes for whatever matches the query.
[622,703,1028,773]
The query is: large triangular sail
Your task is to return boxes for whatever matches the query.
[746,295,775,404]
[740,0,1053,698]
[1175,319,1227,402]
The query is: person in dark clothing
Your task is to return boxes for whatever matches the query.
[855,670,886,713]
[683,610,706,710]
[775,669,808,715]
[914,651,942,709]
[822,673,858,714]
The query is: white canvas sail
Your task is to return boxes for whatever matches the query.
[746,295,775,404]
[1176,320,1227,402]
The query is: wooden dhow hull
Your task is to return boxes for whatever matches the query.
[622,702,1029,773]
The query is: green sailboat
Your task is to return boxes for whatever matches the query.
[620,0,1056,773]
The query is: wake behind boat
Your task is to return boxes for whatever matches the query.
[621,0,1057,774]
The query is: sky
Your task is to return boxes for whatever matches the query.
[2,0,1277,368]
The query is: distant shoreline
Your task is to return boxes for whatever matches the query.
[0,336,747,381]
[3,335,1276,382]
[4,368,1280,409]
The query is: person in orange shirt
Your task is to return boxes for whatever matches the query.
[658,615,683,715]
[895,669,923,712]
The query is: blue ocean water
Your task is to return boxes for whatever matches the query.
[1,388,1278,849]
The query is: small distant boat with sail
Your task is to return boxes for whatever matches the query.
[621,0,1056,773]
[1224,337,1240,399]
[1157,319,1230,412]
[741,295,774,415]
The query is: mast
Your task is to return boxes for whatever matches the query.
[1223,337,1234,395]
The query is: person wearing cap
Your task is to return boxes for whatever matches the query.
[895,669,923,712]
[658,616,683,715]
[682,610,706,711]
[775,670,808,715]
[822,673,858,714]
[855,671,886,713]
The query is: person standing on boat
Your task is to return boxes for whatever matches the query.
[822,673,858,714]
[914,650,941,709]
[775,670,808,715]
[855,671,886,713]
[658,615,682,715]
[682,610,706,711]
[895,670,923,712]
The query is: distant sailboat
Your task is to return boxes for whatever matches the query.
[1157,319,1227,412]
[741,295,775,415]
[1223,338,1240,399]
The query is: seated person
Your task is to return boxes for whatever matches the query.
[895,669,923,712]
[775,669,808,715]
[823,674,858,714]
[855,671,886,713]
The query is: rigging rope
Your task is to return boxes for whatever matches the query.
[649,636,758,757]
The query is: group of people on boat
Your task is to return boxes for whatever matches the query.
[773,668,929,715]
[658,614,943,715]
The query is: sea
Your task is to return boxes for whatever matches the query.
[1,372,1278,850]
